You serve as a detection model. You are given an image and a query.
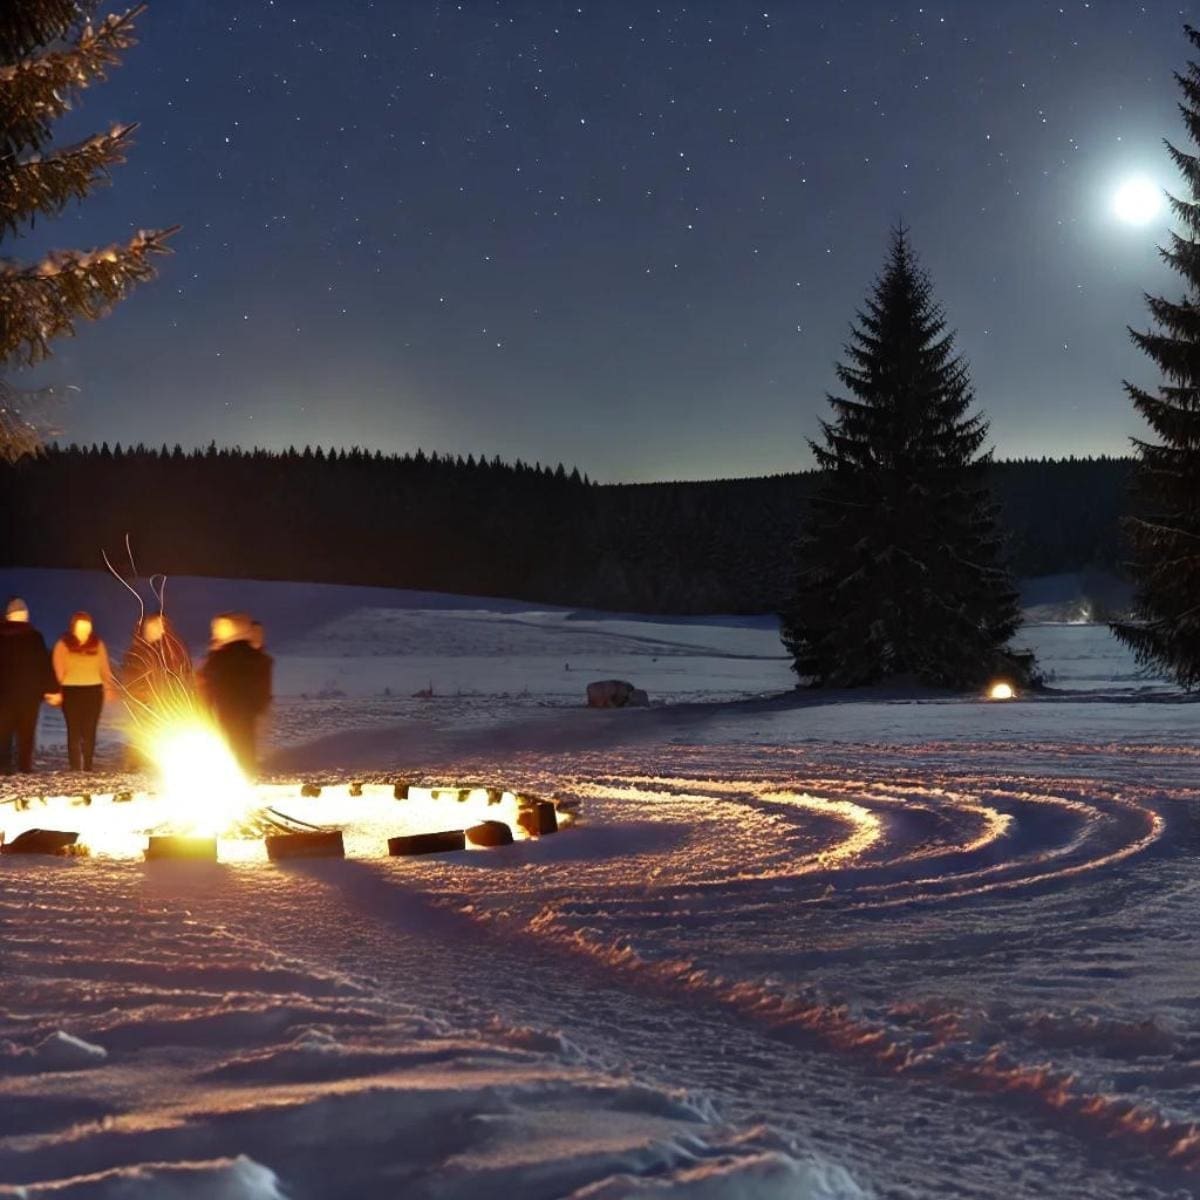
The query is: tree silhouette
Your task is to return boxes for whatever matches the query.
[1112,26,1200,687]
[781,229,1022,688]
[0,2,175,460]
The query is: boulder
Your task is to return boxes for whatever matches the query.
[1,828,79,856]
[465,820,514,848]
[586,679,636,708]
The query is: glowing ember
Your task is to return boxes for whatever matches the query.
[987,681,1015,701]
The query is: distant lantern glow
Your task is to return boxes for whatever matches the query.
[1112,176,1162,226]
[988,681,1015,702]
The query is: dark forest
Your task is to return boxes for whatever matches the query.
[0,446,1129,614]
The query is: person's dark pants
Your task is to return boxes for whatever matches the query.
[62,685,103,772]
[0,702,40,774]
[217,709,258,776]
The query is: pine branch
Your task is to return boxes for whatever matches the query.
[0,2,89,64]
[0,123,135,235]
[1143,292,1200,338]
[1129,328,1200,382]
[0,380,55,462]
[0,5,143,158]
[0,224,176,366]
[1158,229,1200,283]
[1166,191,1200,234]
[1164,139,1200,194]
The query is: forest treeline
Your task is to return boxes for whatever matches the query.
[0,445,1130,615]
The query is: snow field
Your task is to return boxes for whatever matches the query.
[2,567,1198,1198]
[0,855,863,1199]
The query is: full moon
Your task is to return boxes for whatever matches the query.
[1112,176,1162,226]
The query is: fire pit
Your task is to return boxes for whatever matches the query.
[0,779,569,863]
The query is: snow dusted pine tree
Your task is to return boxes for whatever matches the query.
[1111,28,1200,688]
[780,229,1023,689]
[0,2,174,460]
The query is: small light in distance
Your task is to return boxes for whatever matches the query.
[987,681,1015,702]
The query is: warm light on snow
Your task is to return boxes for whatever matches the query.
[399,786,533,842]
[0,777,554,861]
[1112,176,1161,226]
[987,681,1015,701]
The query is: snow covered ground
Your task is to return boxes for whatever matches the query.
[2,567,1199,1198]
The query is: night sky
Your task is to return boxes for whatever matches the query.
[22,1,1197,481]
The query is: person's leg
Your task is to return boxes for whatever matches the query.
[15,703,39,773]
[0,705,15,775]
[62,688,82,771]
[227,714,256,777]
[80,686,102,771]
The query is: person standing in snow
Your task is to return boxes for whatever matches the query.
[52,612,116,772]
[122,611,192,705]
[198,612,273,775]
[0,598,58,774]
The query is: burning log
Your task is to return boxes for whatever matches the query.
[145,835,217,862]
[387,830,466,856]
[265,830,344,861]
[517,799,559,837]
[465,820,514,848]
[1,828,79,856]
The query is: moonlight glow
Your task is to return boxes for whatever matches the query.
[1112,176,1163,226]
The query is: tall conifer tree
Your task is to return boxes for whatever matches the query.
[0,2,173,460]
[1111,27,1200,688]
[780,229,1022,688]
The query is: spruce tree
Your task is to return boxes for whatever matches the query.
[1111,26,1200,688]
[0,2,174,460]
[780,229,1023,689]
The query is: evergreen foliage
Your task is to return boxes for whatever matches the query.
[1111,26,1200,688]
[780,230,1022,688]
[0,444,1129,616]
[0,2,174,460]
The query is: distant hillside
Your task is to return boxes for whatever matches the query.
[0,446,1132,614]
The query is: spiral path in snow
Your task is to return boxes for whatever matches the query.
[414,743,1200,1183]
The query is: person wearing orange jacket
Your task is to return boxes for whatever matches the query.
[51,611,116,772]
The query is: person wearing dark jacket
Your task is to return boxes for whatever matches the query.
[0,598,58,774]
[198,613,272,775]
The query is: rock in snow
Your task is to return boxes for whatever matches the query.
[587,679,650,708]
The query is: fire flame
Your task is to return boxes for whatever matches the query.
[987,681,1015,701]
[122,660,259,839]
[145,720,257,838]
